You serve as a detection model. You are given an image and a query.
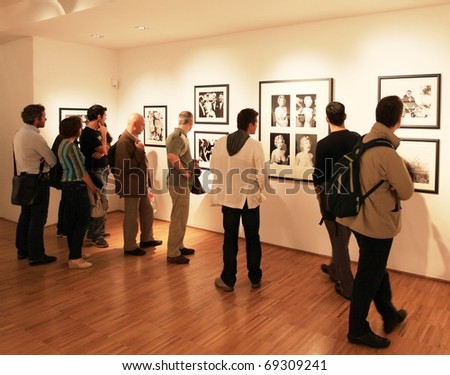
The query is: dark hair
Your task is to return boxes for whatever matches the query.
[21,104,45,125]
[237,108,258,131]
[60,116,82,138]
[376,96,403,127]
[326,101,346,126]
[87,104,107,121]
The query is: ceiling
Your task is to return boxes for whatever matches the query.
[1,0,449,50]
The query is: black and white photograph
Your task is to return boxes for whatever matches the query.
[271,94,290,127]
[194,131,228,169]
[378,74,441,129]
[59,107,88,126]
[397,138,439,194]
[194,84,229,124]
[269,133,291,165]
[259,78,332,181]
[295,94,317,127]
[143,105,167,147]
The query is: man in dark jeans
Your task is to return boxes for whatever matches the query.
[210,108,266,292]
[13,104,57,265]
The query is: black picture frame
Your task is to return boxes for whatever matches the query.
[194,84,229,124]
[193,131,228,170]
[397,138,440,194]
[378,74,441,129]
[59,107,88,126]
[143,105,167,147]
[259,78,333,181]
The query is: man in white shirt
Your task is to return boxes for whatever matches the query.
[210,108,266,292]
[13,104,57,265]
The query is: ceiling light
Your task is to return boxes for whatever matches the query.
[134,25,149,31]
[90,33,104,38]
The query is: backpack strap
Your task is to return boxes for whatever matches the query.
[359,137,394,202]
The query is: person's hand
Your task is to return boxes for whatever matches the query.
[98,124,107,137]
[92,151,105,159]
[135,141,145,150]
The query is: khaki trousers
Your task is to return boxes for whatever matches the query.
[167,185,190,257]
[123,195,154,251]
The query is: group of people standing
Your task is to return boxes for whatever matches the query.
[12,97,413,349]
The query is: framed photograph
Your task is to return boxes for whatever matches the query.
[378,74,441,129]
[259,78,333,181]
[397,138,439,194]
[59,108,88,126]
[194,131,228,169]
[143,105,167,147]
[194,84,229,124]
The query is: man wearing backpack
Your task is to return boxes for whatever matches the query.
[339,96,414,349]
[313,102,360,300]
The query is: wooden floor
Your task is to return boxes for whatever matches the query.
[0,211,449,355]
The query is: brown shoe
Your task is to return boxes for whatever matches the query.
[214,277,234,292]
[180,247,195,255]
[167,255,190,264]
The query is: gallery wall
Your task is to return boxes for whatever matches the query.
[117,4,450,282]
[0,4,449,282]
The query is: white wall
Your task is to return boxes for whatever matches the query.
[118,4,450,282]
[0,37,122,223]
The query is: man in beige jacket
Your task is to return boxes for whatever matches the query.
[339,96,414,349]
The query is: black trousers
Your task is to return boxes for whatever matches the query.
[220,202,262,287]
[348,231,398,336]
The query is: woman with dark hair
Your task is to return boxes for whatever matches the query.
[58,116,99,269]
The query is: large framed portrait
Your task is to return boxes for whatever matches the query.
[59,107,88,126]
[194,84,229,124]
[143,105,167,147]
[193,131,228,170]
[378,74,441,129]
[397,138,439,194]
[259,78,333,181]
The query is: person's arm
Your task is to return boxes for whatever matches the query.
[35,134,57,168]
[386,151,414,200]
[167,153,191,178]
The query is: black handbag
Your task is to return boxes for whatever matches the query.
[190,167,205,195]
[11,150,44,206]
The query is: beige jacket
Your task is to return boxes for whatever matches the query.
[337,122,414,239]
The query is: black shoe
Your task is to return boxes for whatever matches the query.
[347,332,391,348]
[251,282,261,289]
[29,255,57,266]
[167,255,190,264]
[384,309,407,333]
[124,248,146,256]
[180,247,195,255]
[17,252,29,260]
[140,240,163,248]
[335,283,351,300]
[320,263,338,282]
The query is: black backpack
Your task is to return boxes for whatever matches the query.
[49,134,63,189]
[319,137,393,221]
[107,141,117,170]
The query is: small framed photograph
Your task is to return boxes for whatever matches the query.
[259,78,333,181]
[378,74,441,129]
[143,105,167,147]
[194,131,228,169]
[397,138,439,194]
[59,108,88,126]
[194,84,229,124]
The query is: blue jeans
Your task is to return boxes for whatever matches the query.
[220,202,262,287]
[15,179,50,260]
[62,182,91,260]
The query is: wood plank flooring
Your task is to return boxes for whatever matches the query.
[0,211,449,354]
